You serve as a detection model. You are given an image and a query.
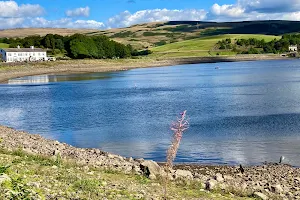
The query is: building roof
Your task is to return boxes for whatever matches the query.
[1,48,47,52]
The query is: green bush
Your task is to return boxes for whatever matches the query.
[154,40,167,46]
[53,49,61,55]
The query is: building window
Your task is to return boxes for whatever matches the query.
[18,53,22,56]
[8,53,11,56]
[33,53,35,56]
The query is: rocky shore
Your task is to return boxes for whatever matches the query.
[0,55,290,83]
[0,125,299,199]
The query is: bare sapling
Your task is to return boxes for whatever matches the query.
[163,110,189,199]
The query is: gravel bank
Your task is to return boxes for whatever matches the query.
[0,125,299,199]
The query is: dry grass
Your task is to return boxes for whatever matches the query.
[0,28,98,38]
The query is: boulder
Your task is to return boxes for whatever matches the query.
[95,149,101,154]
[174,169,193,180]
[223,175,234,181]
[253,192,268,200]
[205,179,218,190]
[214,173,224,182]
[241,182,248,190]
[271,184,283,194]
[140,160,161,179]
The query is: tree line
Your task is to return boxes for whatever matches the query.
[0,34,151,59]
[217,34,300,54]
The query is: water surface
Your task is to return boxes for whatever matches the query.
[1,60,300,166]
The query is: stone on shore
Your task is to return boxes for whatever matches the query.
[140,160,161,179]
[271,184,283,194]
[253,192,268,200]
[214,173,224,182]
[174,169,193,180]
[205,179,218,190]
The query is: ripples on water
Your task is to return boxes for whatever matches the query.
[1,60,300,166]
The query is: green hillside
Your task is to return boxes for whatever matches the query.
[150,34,280,58]
[0,43,9,48]
[100,20,300,49]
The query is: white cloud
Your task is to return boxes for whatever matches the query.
[209,0,300,22]
[0,18,24,29]
[238,0,300,13]
[29,17,104,29]
[211,3,244,17]
[66,6,90,17]
[107,9,207,28]
[0,1,44,17]
[284,12,300,21]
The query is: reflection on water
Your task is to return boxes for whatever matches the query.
[8,73,112,84]
[2,60,300,166]
[8,75,52,84]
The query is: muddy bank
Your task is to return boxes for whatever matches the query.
[0,125,299,199]
[0,55,290,83]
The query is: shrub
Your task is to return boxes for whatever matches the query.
[163,111,189,199]
[53,49,61,55]
[154,40,167,46]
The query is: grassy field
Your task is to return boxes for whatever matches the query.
[150,34,281,58]
[0,148,255,200]
[0,43,9,48]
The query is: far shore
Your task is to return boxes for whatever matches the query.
[0,54,291,83]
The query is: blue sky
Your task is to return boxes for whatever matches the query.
[1,0,300,29]
[13,0,235,21]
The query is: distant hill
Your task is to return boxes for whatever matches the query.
[90,20,300,49]
[1,20,300,50]
[0,28,97,38]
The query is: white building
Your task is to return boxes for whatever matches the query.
[289,45,298,52]
[0,46,47,62]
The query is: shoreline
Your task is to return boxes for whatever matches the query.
[0,54,291,83]
[1,125,300,199]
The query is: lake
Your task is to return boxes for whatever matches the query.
[1,59,300,166]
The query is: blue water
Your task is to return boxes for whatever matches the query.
[1,59,300,166]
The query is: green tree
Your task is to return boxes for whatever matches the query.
[55,39,64,50]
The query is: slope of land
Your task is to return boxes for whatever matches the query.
[0,43,9,48]
[91,20,300,49]
[0,28,97,38]
[150,34,281,58]
[1,20,300,50]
